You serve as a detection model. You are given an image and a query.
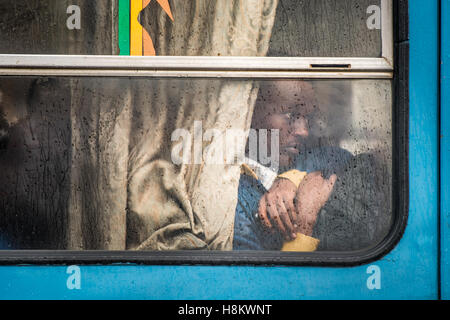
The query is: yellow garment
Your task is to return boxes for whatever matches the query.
[240,164,319,252]
[278,170,307,188]
[241,163,259,181]
[282,233,320,252]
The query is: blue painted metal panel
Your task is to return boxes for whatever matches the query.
[0,0,440,300]
[441,0,450,301]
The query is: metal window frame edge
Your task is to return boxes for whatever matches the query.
[0,0,394,78]
[0,56,393,78]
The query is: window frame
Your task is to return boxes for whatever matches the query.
[0,0,408,266]
[0,0,393,78]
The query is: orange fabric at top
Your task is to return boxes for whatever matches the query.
[156,0,174,21]
[142,0,174,56]
[142,0,154,56]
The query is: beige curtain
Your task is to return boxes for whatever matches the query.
[67,0,279,250]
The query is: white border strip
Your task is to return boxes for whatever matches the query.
[0,55,393,73]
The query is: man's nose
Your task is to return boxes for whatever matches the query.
[292,117,309,138]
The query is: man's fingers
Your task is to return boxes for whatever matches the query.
[284,197,298,229]
[257,177,299,238]
[276,198,296,239]
[266,195,287,236]
[258,196,272,230]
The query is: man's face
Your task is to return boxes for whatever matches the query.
[253,81,316,168]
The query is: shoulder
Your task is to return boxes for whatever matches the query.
[296,145,354,176]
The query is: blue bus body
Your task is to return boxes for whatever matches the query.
[441,0,450,302]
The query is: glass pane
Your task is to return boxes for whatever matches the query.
[0,77,392,252]
[0,0,384,57]
[268,0,382,57]
[0,0,117,55]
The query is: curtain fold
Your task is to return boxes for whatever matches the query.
[67,79,131,250]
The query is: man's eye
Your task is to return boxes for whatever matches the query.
[291,113,305,121]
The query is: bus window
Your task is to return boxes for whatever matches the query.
[0,77,393,253]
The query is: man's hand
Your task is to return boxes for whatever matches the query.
[294,172,337,236]
[258,178,298,240]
